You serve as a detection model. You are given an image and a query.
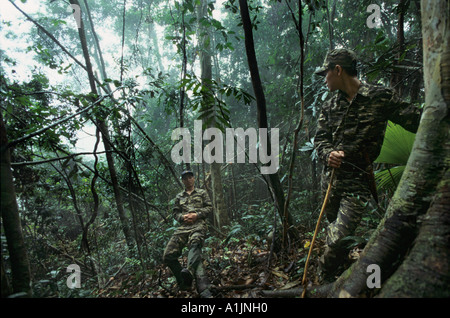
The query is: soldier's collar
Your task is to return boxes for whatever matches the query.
[338,81,370,100]
[183,188,197,195]
[357,82,371,97]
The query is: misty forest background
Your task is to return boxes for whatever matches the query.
[1,0,448,298]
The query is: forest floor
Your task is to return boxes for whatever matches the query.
[93,228,362,298]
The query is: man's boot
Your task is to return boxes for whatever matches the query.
[318,245,346,283]
[193,261,212,298]
[166,260,191,291]
[181,268,193,290]
[196,274,213,298]
[187,243,213,297]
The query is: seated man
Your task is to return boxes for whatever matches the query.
[163,170,213,297]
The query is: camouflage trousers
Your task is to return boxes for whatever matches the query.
[318,169,372,279]
[163,223,207,282]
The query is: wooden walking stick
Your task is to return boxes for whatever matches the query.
[301,168,335,298]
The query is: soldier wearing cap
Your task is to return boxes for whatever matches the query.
[162,170,213,297]
[313,49,422,281]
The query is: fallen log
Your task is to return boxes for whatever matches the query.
[261,283,333,298]
[212,284,259,291]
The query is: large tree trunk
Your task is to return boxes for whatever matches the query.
[376,0,450,297]
[197,0,230,229]
[323,0,450,298]
[0,111,32,297]
[378,168,450,297]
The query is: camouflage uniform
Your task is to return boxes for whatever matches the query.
[314,81,422,279]
[163,187,213,294]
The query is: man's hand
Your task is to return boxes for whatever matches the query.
[183,212,198,224]
[328,150,345,168]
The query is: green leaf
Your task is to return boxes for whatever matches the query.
[374,121,415,193]
[375,121,415,165]
[375,165,405,192]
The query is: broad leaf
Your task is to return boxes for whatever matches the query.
[374,121,416,193]
[375,121,416,165]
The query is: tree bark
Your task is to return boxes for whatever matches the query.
[238,0,294,229]
[197,0,230,229]
[83,0,109,85]
[378,168,450,297]
[0,111,32,297]
[376,0,450,297]
[283,0,305,246]
[69,0,134,251]
[180,8,188,171]
[261,282,332,298]
[390,0,407,95]
[326,0,334,50]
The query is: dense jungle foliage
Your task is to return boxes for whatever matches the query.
[2,0,447,300]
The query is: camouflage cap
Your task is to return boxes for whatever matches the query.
[315,48,358,76]
[181,170,194,178]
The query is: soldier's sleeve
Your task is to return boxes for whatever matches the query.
[196,190,212,220]
[386,89,422,133]
[173,195,184,224]
[314,101,335,164]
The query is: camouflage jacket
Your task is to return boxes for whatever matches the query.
[314,82,422,173]
[173,188,212,229]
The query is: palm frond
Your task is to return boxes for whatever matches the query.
[374,121,416,193]
[375,165,406,192]
[375,121,416,165]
